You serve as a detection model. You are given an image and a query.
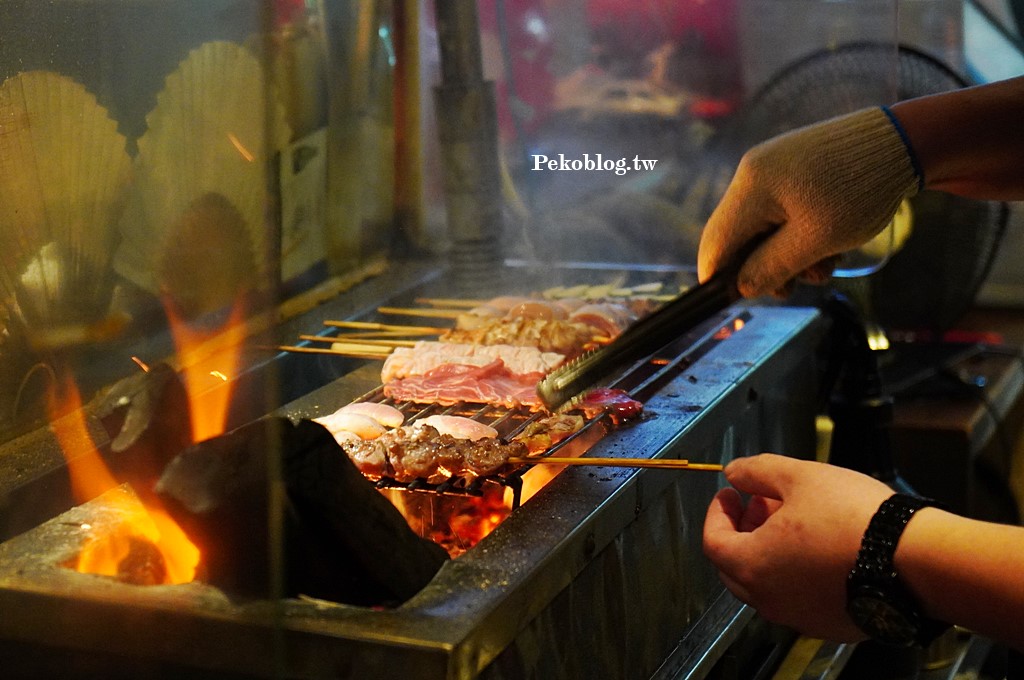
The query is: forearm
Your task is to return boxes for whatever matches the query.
[896,508,1024,649]
[890,76,1024,200]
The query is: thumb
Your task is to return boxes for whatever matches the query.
[697,178,778,285]
[737,228,824,298]
[723,453,801,501]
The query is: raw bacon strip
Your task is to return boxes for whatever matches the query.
[383,360,546,410]
[381,341,565,383]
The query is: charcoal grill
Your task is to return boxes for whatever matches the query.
[334,304,741,509]
[0,264,826,680]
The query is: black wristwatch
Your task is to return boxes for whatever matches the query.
[846,493,951,647]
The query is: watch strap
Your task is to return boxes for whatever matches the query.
[853,493,935,580]
[848,492,951,647]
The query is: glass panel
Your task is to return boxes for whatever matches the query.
[2,0,973,676]
[410,0,931,277]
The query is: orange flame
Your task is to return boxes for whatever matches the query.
[47,372,200,584]
[163,300,247,443]
[383,487,510,558]
[712,317,746,341]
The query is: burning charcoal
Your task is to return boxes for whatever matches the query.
[117,536,168,586]
[92,362,192,501]
[155,417,449,606]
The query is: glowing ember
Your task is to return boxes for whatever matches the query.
[713,317,745,341]
[47,371,200,584]
[74,499,199,586]
[378,419,607,555]
[384,487,510,558]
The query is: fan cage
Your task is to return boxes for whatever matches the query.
[703,42,1008,332]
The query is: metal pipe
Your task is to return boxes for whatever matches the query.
[431,1,503,292]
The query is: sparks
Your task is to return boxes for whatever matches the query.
[227,132,255,162]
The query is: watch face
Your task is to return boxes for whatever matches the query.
[847,589,918,647]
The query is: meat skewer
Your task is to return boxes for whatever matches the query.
[340,423,719,484]
[340,424,529,483]
[440,317,600,356]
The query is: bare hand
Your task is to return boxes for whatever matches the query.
[703,454,894,640]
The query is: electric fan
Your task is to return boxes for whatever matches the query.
[703,43,1009,334]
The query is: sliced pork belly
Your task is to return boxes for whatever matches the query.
[381,341,564,383]
[383,360,545,410]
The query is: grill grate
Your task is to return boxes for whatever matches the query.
[353,388,607,508]
[347,308,750,507]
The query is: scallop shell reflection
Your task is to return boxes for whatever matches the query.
[0,71,131,325]
[115,40,291,319]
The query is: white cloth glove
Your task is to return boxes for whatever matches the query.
[697,107,920,297]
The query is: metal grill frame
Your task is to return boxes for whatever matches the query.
[0,305,825,679]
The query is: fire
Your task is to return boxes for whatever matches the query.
[48,294,248,583]
[73,499,200,586]
[712,316,746,341]
[47,371,200,584]
[514,465,562,505]
[163,299,247,443]
[384,487,510,558]
[383,424,606,556]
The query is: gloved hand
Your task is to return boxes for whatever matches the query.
[697,107,920,298]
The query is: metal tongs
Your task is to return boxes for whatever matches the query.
[537,248,755,411]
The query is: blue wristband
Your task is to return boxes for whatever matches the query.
[881,105,924,192]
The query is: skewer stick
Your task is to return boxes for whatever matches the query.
[274,345,392,359]
[507,456,723,471]
[298,334,418,347]
[377,306,464,319]
[414,297,487,308]
[333,330,437,339]
[323,319,446,334]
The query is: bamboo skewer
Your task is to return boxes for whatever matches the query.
[414,297,487,308]
[274,344,393,359]
[331,330,438,339]
[323,319,446,334]
[377,306,465,319]
[298,334,418,348]
[507,456,723,471]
